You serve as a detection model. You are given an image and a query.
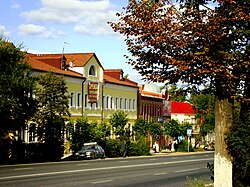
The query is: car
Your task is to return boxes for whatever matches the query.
[75,142,105,159]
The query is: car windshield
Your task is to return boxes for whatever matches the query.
[81,145,95,150]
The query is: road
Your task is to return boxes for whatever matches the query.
[0,152,214,187]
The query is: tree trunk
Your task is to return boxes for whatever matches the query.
[214,96,233,187]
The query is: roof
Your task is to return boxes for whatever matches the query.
[28,53,104,70]
[171,101,195,114]
[139,85,164,99]
[26,53,84,78]
[104,69,138,88]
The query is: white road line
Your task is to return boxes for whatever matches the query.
[0,158,213,180]
[14,168,33,171]
[91,180,113,184]
[149,159,157,160]
[175,168,200,173]
[154,173,166,176]
[119,161,128,163]
[77,164,89,166]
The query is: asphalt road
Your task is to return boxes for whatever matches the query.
[0,152,214,187]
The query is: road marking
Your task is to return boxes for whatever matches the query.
[175,168,200,173]
[14,168,33,171]
[154,173,166,176]
[119,161,128,163]
[149,159,157,160]
[0,158,213,180]
[77,163,89,166]
[91,179,113,184]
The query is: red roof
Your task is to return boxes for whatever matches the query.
[104,69,138,88]
[26,53,84,78]
[171,101,195,114]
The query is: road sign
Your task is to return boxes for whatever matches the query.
[187,129,192,137]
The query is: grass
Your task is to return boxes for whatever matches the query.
[186,176,213,187]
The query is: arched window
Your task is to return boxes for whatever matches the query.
[89,65,96,76]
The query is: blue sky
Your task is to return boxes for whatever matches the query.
[0,0,145,84]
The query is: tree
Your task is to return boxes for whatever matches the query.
[168,84,187,102]
[34,71,70,159]
[189,91,215,137]
[109,1,249,186]
[134,118,149,138]
[148,118,163,141]
[0,39,37,160]
[70,117,92,153]
[92,121,111,143]
[109,110,129,139]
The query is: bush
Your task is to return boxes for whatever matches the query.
[127,138,150,156]
[101,138,151,158]
[103,139,123,158]
[176,139,194,152]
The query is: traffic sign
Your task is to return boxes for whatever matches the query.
[187,129,192,137]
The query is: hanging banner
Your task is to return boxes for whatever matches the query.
[88,82,98,103]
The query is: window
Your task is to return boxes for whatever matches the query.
[120,98,123,109]
[110,97,114,109]
[133,99,136,110]
[115,97,118,109]
[106,96,109,109]
[89,65,96,76]
[84,94,88,108]
[129,99,131,110]
[77,93,81,108]
[124,99,127,110]
[70,92,75,107]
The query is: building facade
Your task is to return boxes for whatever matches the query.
[24,52,138,150]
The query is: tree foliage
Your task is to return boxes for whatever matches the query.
[34,71,70,142]
[134,117,149,138]
[168,84,187,102]
[0,38,37,137]
[164,119,192,139]
[148,118,163,141]
[109,0,249,100]
[109,110,129,139]
[189,91,215,136]
[109,1,249,185]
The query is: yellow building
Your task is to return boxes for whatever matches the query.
[26,52,138,143]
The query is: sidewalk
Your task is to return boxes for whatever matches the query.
[61,150,213,160]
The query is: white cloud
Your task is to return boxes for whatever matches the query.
[11,2,21,9]
[18,24,65,39]
[0,25,11,38]
[21,0,119,36]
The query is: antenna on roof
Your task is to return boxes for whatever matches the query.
[61,42,69,70]
[62,42,69,56]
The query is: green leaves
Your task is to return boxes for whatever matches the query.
[109,110,129,138]
[0,39,37,132]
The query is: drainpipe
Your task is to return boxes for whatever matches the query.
[82,78,87,117]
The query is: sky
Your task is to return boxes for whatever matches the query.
[0,0,146,84]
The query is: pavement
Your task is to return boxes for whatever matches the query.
[61,149,214,160]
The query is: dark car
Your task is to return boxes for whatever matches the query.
[75,142,105,159]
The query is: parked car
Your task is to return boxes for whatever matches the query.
[75,142,105,159]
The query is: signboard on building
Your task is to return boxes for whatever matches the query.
[88,82,98,103]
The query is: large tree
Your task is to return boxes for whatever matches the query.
[0,39,37,160]
[34,72,70,143]
[109,0,249,186]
